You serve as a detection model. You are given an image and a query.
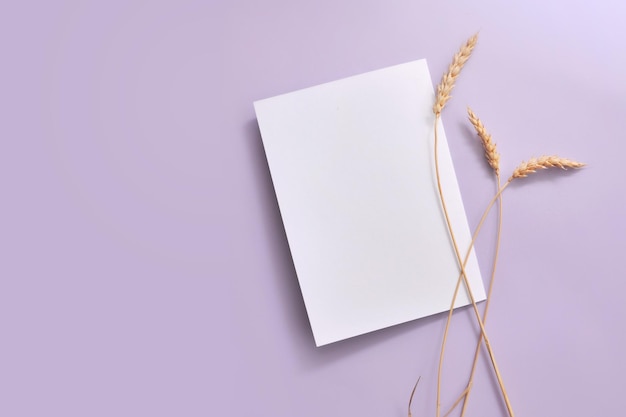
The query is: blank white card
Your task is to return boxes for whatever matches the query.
[254,60,485,346]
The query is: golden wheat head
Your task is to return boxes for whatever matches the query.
[467,107,500,175]
[433,33,479,116]
[511,156,586,179]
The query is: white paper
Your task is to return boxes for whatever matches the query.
[254,60,485,346]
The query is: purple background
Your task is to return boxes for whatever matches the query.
[1,1,624,416]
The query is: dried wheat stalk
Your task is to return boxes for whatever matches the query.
[433,34,478,115]
[443,154,586,416]
[414,33,587,417]
[431,33,513,417]
[458,110,503,417]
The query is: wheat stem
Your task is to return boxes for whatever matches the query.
[442,383,472,417]
[443,179,512,416]
[459,173,503,417]
[436,169,513,417]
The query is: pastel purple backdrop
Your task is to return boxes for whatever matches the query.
[2,1,624,416]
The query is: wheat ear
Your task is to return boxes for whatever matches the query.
[467,107,500,175]
[433,33,478,116]
[511,156,585,179]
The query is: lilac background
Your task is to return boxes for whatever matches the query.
[1,1,624,416]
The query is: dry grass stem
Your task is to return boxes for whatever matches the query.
[467,107,500,174]
[407,376,420,417]
[511,156,585,179]
[433,33,478,115]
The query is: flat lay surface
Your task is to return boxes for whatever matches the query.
[1,1,624,416]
